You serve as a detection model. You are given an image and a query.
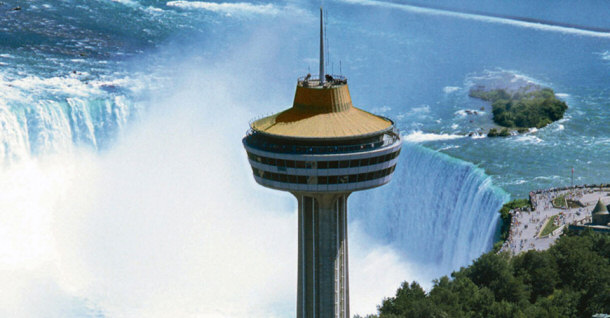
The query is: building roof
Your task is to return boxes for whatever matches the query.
[251,81,392,139]
[592,199,609,214]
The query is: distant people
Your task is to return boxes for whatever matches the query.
[303,73,311,87]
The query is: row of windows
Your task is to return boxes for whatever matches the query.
[245,134,388,154]
[247,149,400,170]
[251,166,396,185]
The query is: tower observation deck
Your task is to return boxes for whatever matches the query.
[242,8,402,318]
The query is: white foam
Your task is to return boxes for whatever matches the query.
[403,131,465,142]
[443,86,460,94]
[396,105,431,122]
[555,93,570,98]
[451,123,459,129]
[0,74,101,100]
[0,47,429,317]
[598,50,610,60]
[410,105,430,114]
[534,175,561,181]
[339,0,610,38]
[514,134,543,144]
[145,6,164,13]
[371,105,391,113]
[454,109,483,117]
[167,1,280,16]
[438,145,460,151]
[110,0,140,7]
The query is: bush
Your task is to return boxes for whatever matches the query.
[498,199,531,242]
[498,128,510,137]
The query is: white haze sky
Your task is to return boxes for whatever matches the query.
[0,20,418,317]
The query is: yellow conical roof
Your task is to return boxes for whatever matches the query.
[251,81,392,139]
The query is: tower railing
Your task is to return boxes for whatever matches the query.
[244,129,400,155]
[298,74,347,87]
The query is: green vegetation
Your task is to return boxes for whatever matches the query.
[487,128,510,138]
[470,88,568,129]
[498,199,531,245]
[540,215,560,237]
[369,230,610,318]
[553,194,568,208]
[552,194,584,209]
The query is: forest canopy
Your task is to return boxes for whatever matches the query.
[366,230,610,318]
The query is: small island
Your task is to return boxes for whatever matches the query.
[469,85,568,136]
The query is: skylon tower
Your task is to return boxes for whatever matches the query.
[243,8,402,318]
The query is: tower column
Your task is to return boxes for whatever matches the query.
[296,192,350,318]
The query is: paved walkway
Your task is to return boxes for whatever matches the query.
[501,185,610,255]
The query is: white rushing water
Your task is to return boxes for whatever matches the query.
[0,58,508,317]
[352,143,508,278]
[0,1,529,315]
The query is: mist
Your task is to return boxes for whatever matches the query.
[0,18,417,317]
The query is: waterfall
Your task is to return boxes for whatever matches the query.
[0,95,140,165]
[350,142,509,276]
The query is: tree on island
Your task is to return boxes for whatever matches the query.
[470,88,568,129]
[366,230,610,318]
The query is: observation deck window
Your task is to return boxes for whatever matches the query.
[250,166,396,186]
[246,149,401,171]
[244,129,399,155]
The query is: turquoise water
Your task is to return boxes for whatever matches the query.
[0,0,608,316]
[3,0,607,196]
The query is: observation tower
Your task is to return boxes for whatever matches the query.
[242,8,402,318]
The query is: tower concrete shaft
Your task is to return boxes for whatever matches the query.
[296,193,349,318]
[244,25,401,317]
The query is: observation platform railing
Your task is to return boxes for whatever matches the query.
[244,128,400,155]
[297,74,347,87]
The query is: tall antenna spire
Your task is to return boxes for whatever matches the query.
[319,7,325,85]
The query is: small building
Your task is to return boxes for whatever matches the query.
[569,198,610,234]
[592,199,610,226]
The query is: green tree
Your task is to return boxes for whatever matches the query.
[373,232,608,318]
[513,251,559,302]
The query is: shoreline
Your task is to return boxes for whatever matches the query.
[499,183,610,255]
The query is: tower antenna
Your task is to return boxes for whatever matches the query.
[319,7,325,85]
[325,9,329,72]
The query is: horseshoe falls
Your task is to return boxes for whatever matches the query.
[351,143,508,277]
[1,0,609,317]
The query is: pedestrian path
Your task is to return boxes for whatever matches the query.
[500,185,610,255]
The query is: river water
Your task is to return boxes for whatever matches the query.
[0,0,608,316]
